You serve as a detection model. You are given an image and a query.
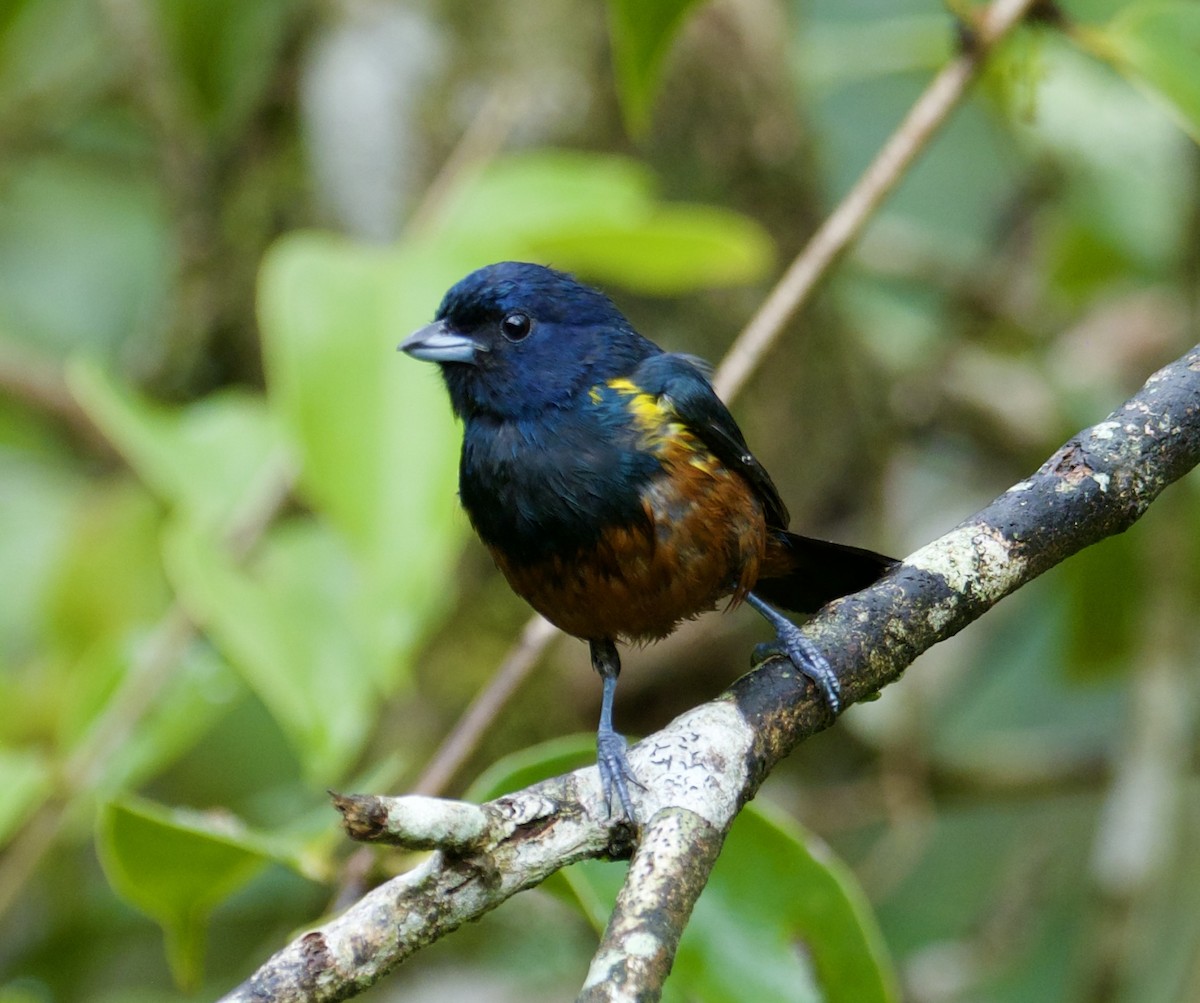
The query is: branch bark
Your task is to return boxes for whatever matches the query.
[222,345,1200,1003]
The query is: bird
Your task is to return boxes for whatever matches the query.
[400,261,895,820]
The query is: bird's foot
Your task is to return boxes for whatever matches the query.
[751,624,842,714]
[596,728,642,821]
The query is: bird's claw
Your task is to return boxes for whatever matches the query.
[752,626,842,714]
[596,729,642,821]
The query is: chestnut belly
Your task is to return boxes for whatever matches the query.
[488,464,767,643]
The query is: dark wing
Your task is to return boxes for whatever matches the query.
[633,352,790,528]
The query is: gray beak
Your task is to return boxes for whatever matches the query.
[399,320,482,364]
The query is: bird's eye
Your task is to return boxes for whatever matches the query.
[500,311,532,342]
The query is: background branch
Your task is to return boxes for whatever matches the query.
[221,343,1200,1002]
[711,0,1046,400]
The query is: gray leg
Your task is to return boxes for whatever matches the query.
[590,638,641,820]
[745,592,842,714]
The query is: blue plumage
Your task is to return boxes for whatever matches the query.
[401,261,894,820]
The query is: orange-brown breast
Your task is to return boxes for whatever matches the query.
[488,439,767,643]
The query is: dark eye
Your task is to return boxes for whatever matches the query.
[500,311,531,341]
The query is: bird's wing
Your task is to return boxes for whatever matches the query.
[633,353,790,528]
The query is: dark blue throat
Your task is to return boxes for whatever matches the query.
[458,407,660,565]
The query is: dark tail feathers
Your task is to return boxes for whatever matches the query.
[754,530,897,614]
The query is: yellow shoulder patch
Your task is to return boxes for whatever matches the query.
[604,378,723,473]
[607,377,670,431]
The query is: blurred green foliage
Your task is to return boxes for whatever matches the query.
[0,0,1198,1001]
[608,0,708,136]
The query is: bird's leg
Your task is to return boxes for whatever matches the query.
[745,592,842,714]
[590,638,641,820]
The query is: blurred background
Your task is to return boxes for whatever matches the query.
[1,0,1198,1000]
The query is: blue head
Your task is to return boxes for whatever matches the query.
[400,262,658,419]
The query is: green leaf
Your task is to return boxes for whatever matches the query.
[95,797,283,990]
[67,361,292,533]
[0,451,79,662]
[466,733,598,802]
[556,809,899,1002]
[981,11,1047,126]
[164,516,381,783]
[529,205,774,294]
[1015,40,1191,276]
[470,741,898,1002]
[1096,2,1200,144]
[667,803,897,1003]
[257,237,467,664]
[91,642,245,797]
[433,151,775,293]
[607,0,706,136]
[434,151,657,241]
[42,477,170,663]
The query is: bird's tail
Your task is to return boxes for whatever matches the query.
[754,529,896,614]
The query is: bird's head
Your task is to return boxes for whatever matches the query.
[400,262,656,419]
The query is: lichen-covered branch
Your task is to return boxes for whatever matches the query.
[578,809,726,1003]
[221,345,1200,1003]
[735,343,1200,787]
[225,771,628,1003]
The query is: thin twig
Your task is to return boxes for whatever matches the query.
[405,83,525,236]
[0,342,110,453]
[712,0,1042,401]
[411,615,559,796]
